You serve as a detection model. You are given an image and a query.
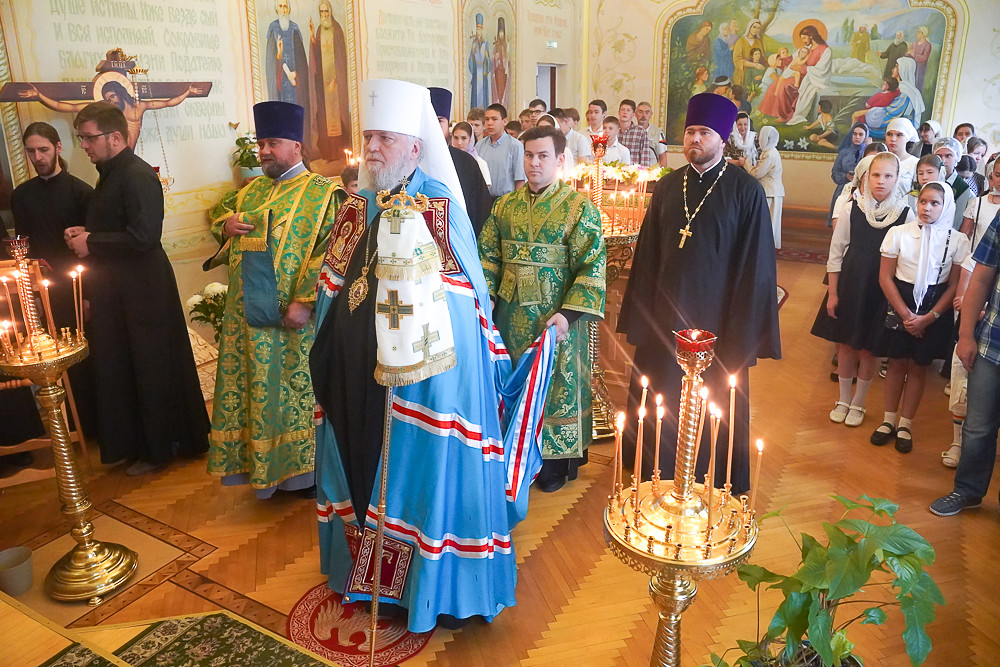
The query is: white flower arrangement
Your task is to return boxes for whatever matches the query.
[187,282,228,343]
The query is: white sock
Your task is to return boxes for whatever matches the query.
[878,412,897,433]
[838,377,853,404]
[851,379,873,408]
[898,416,913,432]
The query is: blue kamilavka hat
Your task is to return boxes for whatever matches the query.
[685,93,738,141]
[253,101,304,143]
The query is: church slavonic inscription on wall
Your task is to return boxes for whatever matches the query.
[365,0,454,88]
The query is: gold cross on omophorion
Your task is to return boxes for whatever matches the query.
[678,225,693,248]
[412,323,441,360]
[376,290,414,330]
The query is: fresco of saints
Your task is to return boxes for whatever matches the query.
[491,17,510,108]
[732,19,765,87]
[309,0,351,160]
[266,0,312,144]
[907,26,932,89]
[879,31,908,80]
[787,24,832,125]
[850,25,870,62]
[469,13,491,110]
[685,21,714,71]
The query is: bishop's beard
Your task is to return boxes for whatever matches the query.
[359,158,414,193]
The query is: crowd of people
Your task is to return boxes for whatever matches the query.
[816,115,1000,517]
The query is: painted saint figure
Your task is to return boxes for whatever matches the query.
[309,0,351,161]
[906,26,932,90]
[491,17,510,108]
[469,13,491,110]
[266,0,312,147]
[731,19,765,87]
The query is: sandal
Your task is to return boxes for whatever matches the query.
[845,406,866,427]
[870,422,896,446]
[829,401,850,423]
[895,427,913,453]
[941,443,961,468]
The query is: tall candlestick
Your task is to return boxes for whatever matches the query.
[653,394,664,488]
[75,265,85,336]
[612,411,626,498]
[0,320,12,356]
[40,279,57,339]
[70,271,81,335]
[749,439,764,515]
[726,375,736,491]
[639,375,649,413]
[707,405,721,532]
[0,277,18,351]
[633,406,646,494]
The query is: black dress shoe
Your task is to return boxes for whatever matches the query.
[870,423,896,446]
[536,475,566,493]
[437,613,482,630]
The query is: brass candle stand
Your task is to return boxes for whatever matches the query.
[604,330,757,667]
[1,236,137,605]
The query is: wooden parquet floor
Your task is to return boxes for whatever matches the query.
[2,259,999,666]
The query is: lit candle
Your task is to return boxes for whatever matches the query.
[0,276,17,337]
[76,265,85,336]
[653,394,664,487]
[0,320,11,356]
[70,271,81,334]
[612,411,625,498]
[726,375,736,492]
[639,375,649,413]
[41,279,57,338]
[707,405,721,531]
[749,439,764,515]
[633,406,646,495]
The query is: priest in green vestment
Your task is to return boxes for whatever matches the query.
[479,124,606,492]
[206,101,346,498]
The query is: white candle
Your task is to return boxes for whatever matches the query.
[612,411,626,498]
[70,271,81,334]
[76,265,85,336]
[639,375,649,414]
[749,439,764,515]
[633,406,646,493]
[41,279,56,338]
[0,277,18,349]
[653,394,664,484]
[726,375,737,490]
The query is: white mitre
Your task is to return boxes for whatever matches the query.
[359,78,466,211]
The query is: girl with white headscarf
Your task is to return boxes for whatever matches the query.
[886,117,920,195]
[869,181,971,452]
[812,151,915,428]
[748,126,783,247]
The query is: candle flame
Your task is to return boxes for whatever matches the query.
[657,405,665,420]
[0,276,6,283]
[76,264,84,273]
[12,271,20,279]
[42,279,50,287]
[699,386,708,399]
[641,375,648,388]
[655,393,663,406]
[729,375,737,388]
[615,411,626,432]
[1,320,8,329]
[638,406,647,419]
[70,271,77,279]
[756,439,764,453]
[711,404,722,418]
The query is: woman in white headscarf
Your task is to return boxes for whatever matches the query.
[749,126,784,248]
[725,112,758,166]
[811,151,914,428]
[869,181,970,452]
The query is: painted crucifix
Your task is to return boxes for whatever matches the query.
[0,48,212,150]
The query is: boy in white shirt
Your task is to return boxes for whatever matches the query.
[602,116,632,165]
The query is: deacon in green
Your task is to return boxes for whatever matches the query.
[207,101,346,499]
[479,124,606,493]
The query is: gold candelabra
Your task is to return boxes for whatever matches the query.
[0,236,137,605]
[604,329,759,667]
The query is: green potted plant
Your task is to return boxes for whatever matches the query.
[232,130,262,181]
[186,282,228,344]
[703,494,944,667]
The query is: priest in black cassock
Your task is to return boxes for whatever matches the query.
[617,93,780,495]
[11,122,99,434]
[64,102,209,476]
[429,86,492,236]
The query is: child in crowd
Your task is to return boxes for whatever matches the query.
[829,142,888,228]
[812,152,914,426]
[340,165,359,195]
[504,120,521,138]
[601,116,632,164]
[908,154,945,209]
[870,182,970,452]
[451,121,492,188]
[749,126,784,248]
[466,107,485,142]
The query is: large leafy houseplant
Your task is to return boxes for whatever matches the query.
[703,495,943,667]
[231,131,260,168]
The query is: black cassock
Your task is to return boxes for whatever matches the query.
[84,148,209,465]
[617,158,780,495]
[449,146,492,237]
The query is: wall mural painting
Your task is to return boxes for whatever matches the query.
[660,0,954,154]
[461,1,515,115]
[248,0,355,176]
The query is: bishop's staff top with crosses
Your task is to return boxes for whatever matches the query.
[372,180,456,387]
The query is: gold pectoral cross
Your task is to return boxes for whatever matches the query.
[678,225,693,248]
